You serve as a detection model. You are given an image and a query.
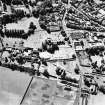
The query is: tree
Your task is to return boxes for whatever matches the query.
[56,67,62,76]
[0,61,2,66]
[64,37,69,41]
[16,56,26,65]
[32,9,39,18]
[46,28,51,34]
[74,64,80,74]
[61,71,66,79]
[84,77,91,87]
[1,0,12,5]
[39,8,46,15]
[61,0,68,4]
[87,0,94,6]
[5,57,8,63]
[72,54,76,59]
[61,30,67,37]
[43,69,50,78]
[80,40,84,47]
[42,59,47,66]
[99,85,105,94]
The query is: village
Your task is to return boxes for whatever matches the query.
[0,0,105,105]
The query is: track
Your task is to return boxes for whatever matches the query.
[20,76,34,105]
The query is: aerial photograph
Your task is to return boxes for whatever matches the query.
[1,0,105,105]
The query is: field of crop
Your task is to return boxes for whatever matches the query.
[22,77,76,105]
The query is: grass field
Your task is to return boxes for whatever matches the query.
[0,67,31,105]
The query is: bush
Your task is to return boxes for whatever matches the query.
[46,28,51,34]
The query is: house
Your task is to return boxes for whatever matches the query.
[11,0,30,15]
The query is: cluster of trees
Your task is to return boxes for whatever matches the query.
[4,29,29,39]
[1,0,28,5]
[56,67,78,83]
[1,10,27,25]
[1,62,37,76]
[1,0,12,5]
[38,2,65,32]
[1,14,17,25]
[85,46,104,56]
[41,39,59,54]
[4,21,36,39]
[60,30,72,45]
[61,0,68,4]
[0,56,50,77]
[32,0,53,18]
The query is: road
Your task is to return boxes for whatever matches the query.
[62,5,85,105]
